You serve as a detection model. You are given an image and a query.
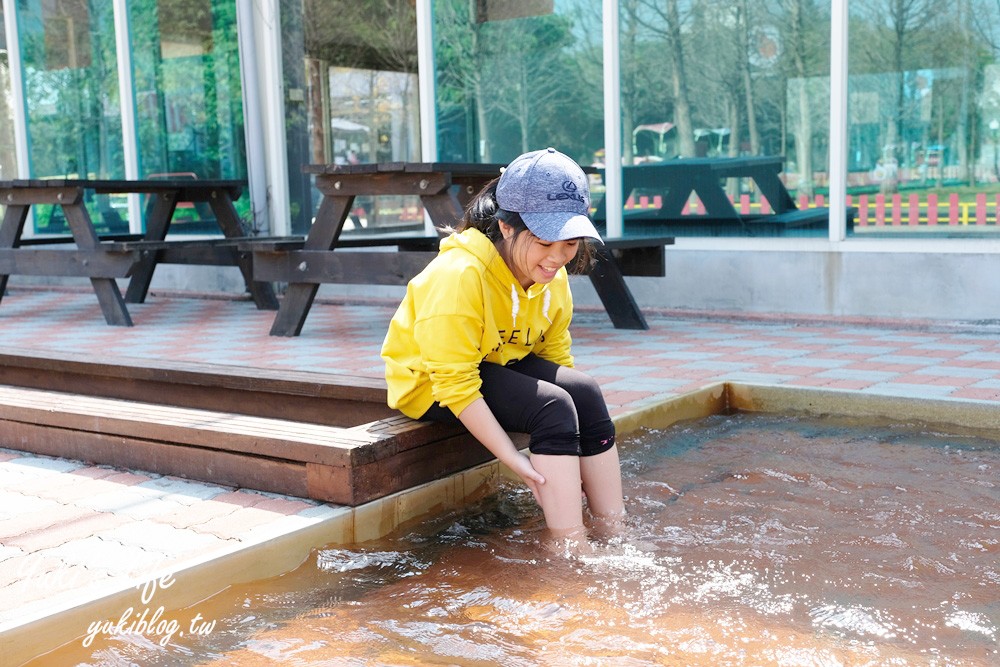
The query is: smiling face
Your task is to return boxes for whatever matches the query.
[498,220,580,289]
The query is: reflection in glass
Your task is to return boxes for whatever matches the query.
[128,1,246,179]
[125,0,248,232]
[848,2,1000,236]
[288,0,421,235]
[12,0,127,233]
[15,0,121,181]
[1,5,16,180]
[616,0,832,238]
[433,0,604,167]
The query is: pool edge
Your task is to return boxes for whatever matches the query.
[2,461,502,666]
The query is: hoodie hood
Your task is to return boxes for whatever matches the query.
[439,228,554,299]
[440,228,556,325]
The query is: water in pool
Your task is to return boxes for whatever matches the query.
[34,413,999,665]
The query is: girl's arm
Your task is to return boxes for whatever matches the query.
[457,398,545,503]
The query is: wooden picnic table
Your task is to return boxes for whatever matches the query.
[0,178,278,327]
[0,180,139,325]
[251,162,674,336]
[591,155,839,235]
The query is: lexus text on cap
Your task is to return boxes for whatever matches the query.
[496,147,604,243]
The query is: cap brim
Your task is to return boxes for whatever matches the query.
[520,211,604,244]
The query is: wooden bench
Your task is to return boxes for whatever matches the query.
[0,349,528,506]
[600,206,857,238]
[744,206,857,234]
[14,233,146,246]
[246,231,675,331]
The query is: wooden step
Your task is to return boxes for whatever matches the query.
[0,382,513,506]
[0,347,393,427]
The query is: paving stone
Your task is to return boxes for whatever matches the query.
[5,511,129,553]
[0,545,25,564]
[0,502,98,541]
[74,487,184,519]
[0,552,68,588]
[189,507,295,540]
[43,536,169,575]
[137,477,230,504]
[96,522,226,558]
[0,491,62,521]
[0,456,83,477]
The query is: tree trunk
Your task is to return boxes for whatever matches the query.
[789,0,814,196]
[666,0,697,157]
[739,0,760,155]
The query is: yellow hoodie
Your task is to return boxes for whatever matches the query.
[381,227,575,419]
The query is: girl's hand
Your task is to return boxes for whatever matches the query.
[506,453,545,504]
[455,399,546,503]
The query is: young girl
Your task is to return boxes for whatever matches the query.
[380,147,625,542]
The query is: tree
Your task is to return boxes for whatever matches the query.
[636,0,696,157]
[774,0,828,196]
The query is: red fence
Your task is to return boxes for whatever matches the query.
[620,192,1000,226]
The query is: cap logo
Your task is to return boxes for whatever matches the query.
[546,180,585,204]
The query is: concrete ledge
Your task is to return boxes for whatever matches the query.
[1,461,501,666]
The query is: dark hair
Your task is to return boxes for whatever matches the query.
[455,177,596,274]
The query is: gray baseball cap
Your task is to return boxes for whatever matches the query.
[496,147,603,243]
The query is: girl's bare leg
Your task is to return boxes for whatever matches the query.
[580,445,626,536]
[529,453,585,535]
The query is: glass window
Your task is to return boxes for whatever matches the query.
[282,0,421,236]
[13,0,125,233]
[0,5,17,180]
[128,0,249,232]
[847,1,1000,237]
[615,1,832,238]
[15,0,121,181]
[433,0,603,167]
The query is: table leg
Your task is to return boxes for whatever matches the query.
[206,192,279,310]
[747,166,797,213]
[588,247,648,330]
[125,190,179,303]
[691,171,741,218]
[269,194,354,336]
[655,175,699,219]
[0,203,29,304]
[63,203,133,327]
[419,191,465,229]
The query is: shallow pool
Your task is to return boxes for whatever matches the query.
[34,412,1000,665]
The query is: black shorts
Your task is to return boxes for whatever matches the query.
[419,354,615,457]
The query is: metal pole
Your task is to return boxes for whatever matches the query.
[416,0,437,163]
[602,0,623,238]
[828,0,848,243]
[415,0,438,234]
[3,1,30,179]
[112,0,143,232]
[255,0,292,236]
[237,0,271,235]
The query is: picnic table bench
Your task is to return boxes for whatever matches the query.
[249,162,675,336]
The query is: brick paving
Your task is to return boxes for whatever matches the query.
[0,284,998,650]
